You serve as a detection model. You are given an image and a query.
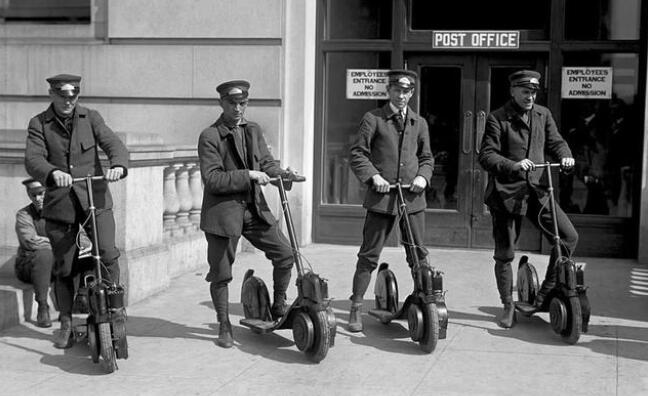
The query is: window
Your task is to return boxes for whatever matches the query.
[565,0,642,40]
[322,52,391,205]
[0,0,90,24]
[559,53,640,217]
[327,0,391,40]
[410,0,550,40]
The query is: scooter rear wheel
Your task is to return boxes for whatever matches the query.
[98,322,117,373]
[305,310,330,363]
[419,302,439,354]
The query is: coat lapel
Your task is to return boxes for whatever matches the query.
[216,119,247,168]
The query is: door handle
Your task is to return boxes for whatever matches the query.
[475,110,486,154]
[462,110,473,154]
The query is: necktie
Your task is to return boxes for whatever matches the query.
[233,126,248,167]
[395,112,405,131]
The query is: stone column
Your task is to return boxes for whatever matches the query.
[175,163,193,234]
[188,163,202,228]
[163,165,180,237]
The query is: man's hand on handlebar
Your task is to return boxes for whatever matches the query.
[249,170,270,185]
[51,170,73,187]
[371,174,390,193]
[409,175,427,193]
[560,157,575,170]
[105,166,125,182]
[514,159,536,172]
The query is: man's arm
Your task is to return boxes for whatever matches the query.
[349,113,381,184]
[25,117,58,185]
[478,114,518,176]
[198,129,252,194]
[15,209,50,251]
[544,111,573,161]
[254,126,284,177]
[89,110,129,178]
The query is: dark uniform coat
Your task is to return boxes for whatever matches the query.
[198,116,284,237]
[350,104,434,215]
[479,101,572,215]
[24,105,129,223]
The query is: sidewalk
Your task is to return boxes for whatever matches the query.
[1,244,647,395]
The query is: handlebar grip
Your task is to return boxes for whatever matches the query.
[388,184,411,189]
[269,174,306,183]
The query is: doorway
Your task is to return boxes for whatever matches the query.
[407,54,547,250]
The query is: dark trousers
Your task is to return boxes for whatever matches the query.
[46,206,120,317]
[491,193,578,304]
[205,205,294,294]
[351,210,428,303]
[15,249,54,303]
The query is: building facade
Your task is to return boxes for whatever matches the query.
[1,0,647,263]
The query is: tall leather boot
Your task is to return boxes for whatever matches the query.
[53,315,74,349]
[498,301,516,329]
[348,302,363,332]
[36,301,52,328]
[494,260,516,328]
[271,291,288,319]
[210,283,233,348]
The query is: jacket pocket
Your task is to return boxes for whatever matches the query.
[80,139,95,151]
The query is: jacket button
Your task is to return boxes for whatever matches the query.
[70,165,74,169]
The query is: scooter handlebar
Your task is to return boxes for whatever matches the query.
[388,184,411,189]
[269,173,306,190]
[533,162,562,169]
[72,175,106,183]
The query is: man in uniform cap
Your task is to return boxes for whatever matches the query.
[198,79,300,348]
[25,74,128,348]
[14,178,53,328]
[346,69,435,332]
[479,70,578,328]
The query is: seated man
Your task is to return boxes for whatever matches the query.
[14,178,53,328]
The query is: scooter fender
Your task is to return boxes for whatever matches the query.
[415,265,435,304]
[89,284,110,322]
[300,272,329,305]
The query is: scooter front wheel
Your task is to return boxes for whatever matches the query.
[98,322,117,373]
[558,297,582,345]
[305,310,330,363]
[419,302,439,354]
[87,320,99,363]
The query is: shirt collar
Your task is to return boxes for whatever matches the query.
[389,102,406,118]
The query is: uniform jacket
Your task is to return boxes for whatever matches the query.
[25,104,129,224]
[15,204,50,263]
[478,100,572,215]
[198,116,284,237]
[350,103,434,215]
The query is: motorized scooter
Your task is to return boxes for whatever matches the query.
[515,163,591,344]
[71,175,128,373]
[239,173,336,363]
[368,183,448,353]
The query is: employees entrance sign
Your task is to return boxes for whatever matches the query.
[347,69,389,99]
[561,67,613,99]
[433,31,519,49]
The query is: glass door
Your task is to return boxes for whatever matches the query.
[408,54,547,249]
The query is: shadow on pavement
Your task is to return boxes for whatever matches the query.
[475,306,648,362]
[0,325,116,375]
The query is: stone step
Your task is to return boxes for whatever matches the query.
[0,275,56,332]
